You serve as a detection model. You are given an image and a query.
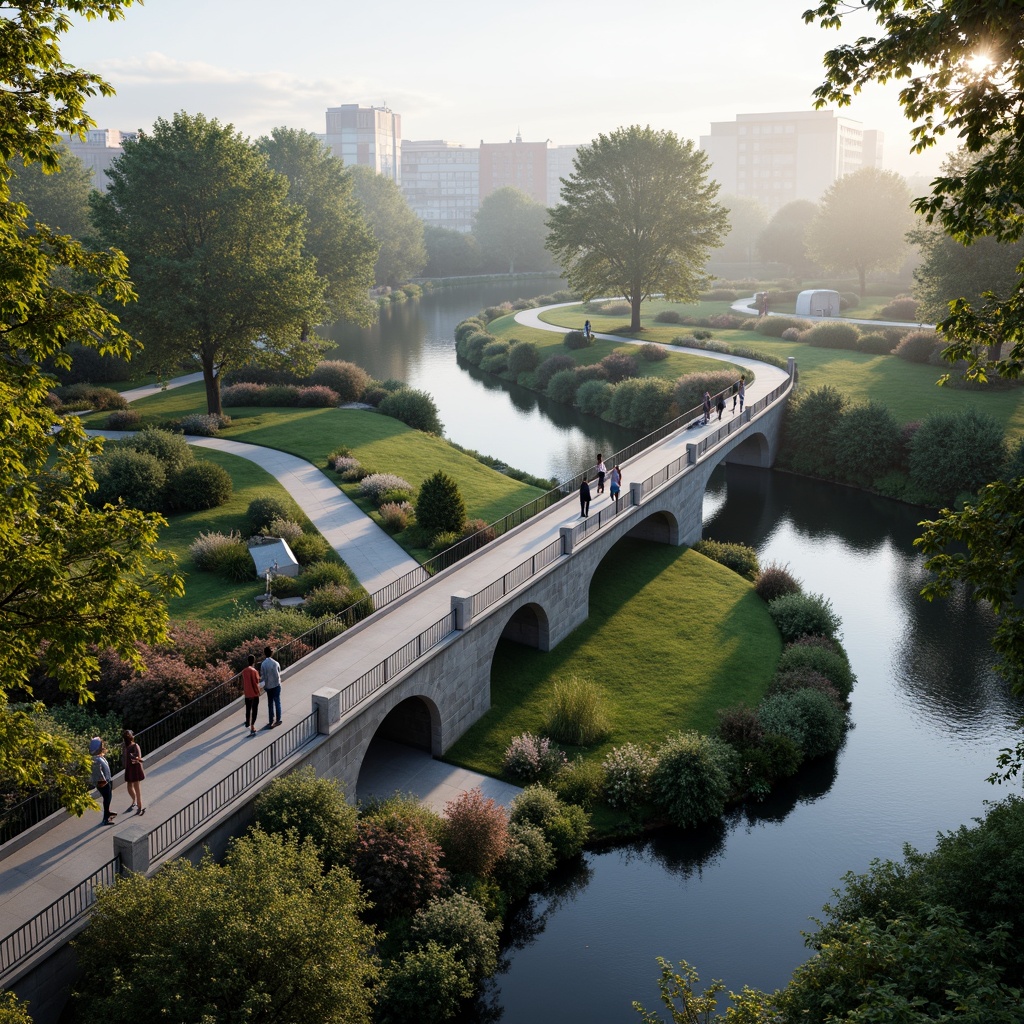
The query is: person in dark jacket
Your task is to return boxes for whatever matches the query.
[579,479,591,518]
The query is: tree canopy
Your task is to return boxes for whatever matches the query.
[716,193,768,265]
[546,125,727,331]
[1,0,181,815]
[805,0,1024,379]
[256,127,378,333]
[474,186,551,275]
[92,112,328,415]
[349,164,427,288]
[8,144,94,237]
[756,199,820,283]
[806,167,913,296]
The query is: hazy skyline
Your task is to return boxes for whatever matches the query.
[65,0,954,182]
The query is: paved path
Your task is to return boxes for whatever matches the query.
[730,295,935,330]
[0,309,791,975]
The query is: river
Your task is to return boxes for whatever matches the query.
[324,281,1023,1021]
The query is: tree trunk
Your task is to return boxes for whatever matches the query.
[630,292,642,331]
[202,352,222,416]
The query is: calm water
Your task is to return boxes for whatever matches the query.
[323,278,638,483]
[328,284,1022,1020]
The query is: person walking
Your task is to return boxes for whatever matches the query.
[122,729,146,816]
[579,479,591,518]
[260,646,282,729]
[716,392,726,421]
[595,454,606,494]
[90,737,115,825]
[702,390,712,425]
[739,375,746,413]
[242,654,261,735]
[731,380,739,413]
[609,465,622,502]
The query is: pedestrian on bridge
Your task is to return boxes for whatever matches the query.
[90,737,115,825]
[702,391,712,425]
[739,375,746,412]
[261,647,283,728]
[595,454,606,494]
[579,479,591,518]
[609,465,622,502]
[716,393,725,421]
[242,654,261,735]
[122,729,146,816]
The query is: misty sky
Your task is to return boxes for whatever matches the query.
[65,0,954,181]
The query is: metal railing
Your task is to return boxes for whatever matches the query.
[148,709,319,862]
[0,856,121,979]
[340,610,458,715]
[471,537,564,617]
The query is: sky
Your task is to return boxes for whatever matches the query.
[64,0,954,184]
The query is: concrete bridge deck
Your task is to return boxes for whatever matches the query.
[3,317,792,1013]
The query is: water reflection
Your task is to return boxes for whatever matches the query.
[489,465,1023,1024]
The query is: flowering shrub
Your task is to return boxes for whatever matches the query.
[350,811,447,919]
[599,351,639,383]
[296,385,340,407]
[441,788,509,877]
[105,409,142,430]
[331,455,364,481]
[359,472,413,504]
[179,412,230,436]
[639,342,668,361]
[509,785,589,859]
[503,732,566,782]
[221,382,266,406]
[266,517,304,543]
[379,500,413,533]
[602,742,657,809]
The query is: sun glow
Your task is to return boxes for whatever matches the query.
[966,50,995,76]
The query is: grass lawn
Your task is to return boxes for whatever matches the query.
[488,313,751,385]
[533,300,1024,441]
[157,448,314,623]
[444,539,781,777]
[83,386,547,564]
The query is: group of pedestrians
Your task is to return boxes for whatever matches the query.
[702,376,746,425]
[89,647,285,826]
[579,454,622,517]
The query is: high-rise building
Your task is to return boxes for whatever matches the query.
[59,129,136,190]
[400,140,479,233]
[546,144,579,207]
[323,103,401,182]
[700,110,884,211]
[478,132,548,205]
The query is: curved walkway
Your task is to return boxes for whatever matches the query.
[85,429,419,596]
[514,303,787,396]
[730,294,935,330]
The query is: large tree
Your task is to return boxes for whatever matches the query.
[1,0,181,814]
[474,186,552,274]
[256,127,378,335]
[546,125,727,331]
[716,193,768,265]
[755,199,820,283]
[806,167,914,296]
[8,144,94,238]
[92,112,328,415]
[423,223,482,277]
[349,164,427,288]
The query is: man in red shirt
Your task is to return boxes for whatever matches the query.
[242,654,262,735]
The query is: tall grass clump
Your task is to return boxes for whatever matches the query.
[546,675,610,746]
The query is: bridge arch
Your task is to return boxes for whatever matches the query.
[499,601,550,649]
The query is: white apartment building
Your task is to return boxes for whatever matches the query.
[546,143,579,207]
[400,140,479,232]
[58,129,136,190]
[700,110,884,211]
[323,103,401,182]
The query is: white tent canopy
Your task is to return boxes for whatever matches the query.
[795,289,840,317]
[248,537,300,579]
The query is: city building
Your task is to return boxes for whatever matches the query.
[699,110,884,210]
[478,132,549,205]
[58,129,136,190]
[323,103,401,181]
[546,143,579,207]
[400,140,479,232]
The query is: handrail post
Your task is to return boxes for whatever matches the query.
[787,355,796,380]
[559,525,575,556]
[629,481,643,505]
[686,443,697,465]
[114,825,150,875]
[312,688,340,734]
[451,591,473,630]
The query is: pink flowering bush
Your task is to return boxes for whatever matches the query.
[441,788,509,877]
[503,732,566,782]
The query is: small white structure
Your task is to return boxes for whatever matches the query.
[248,537,300,579]
[795,289,841,317]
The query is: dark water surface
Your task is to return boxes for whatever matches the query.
[322,278,637,483]
[327,283,1022,1021]
[489,467,1022,1022]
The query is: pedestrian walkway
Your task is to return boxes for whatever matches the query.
[88,429,420,594]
